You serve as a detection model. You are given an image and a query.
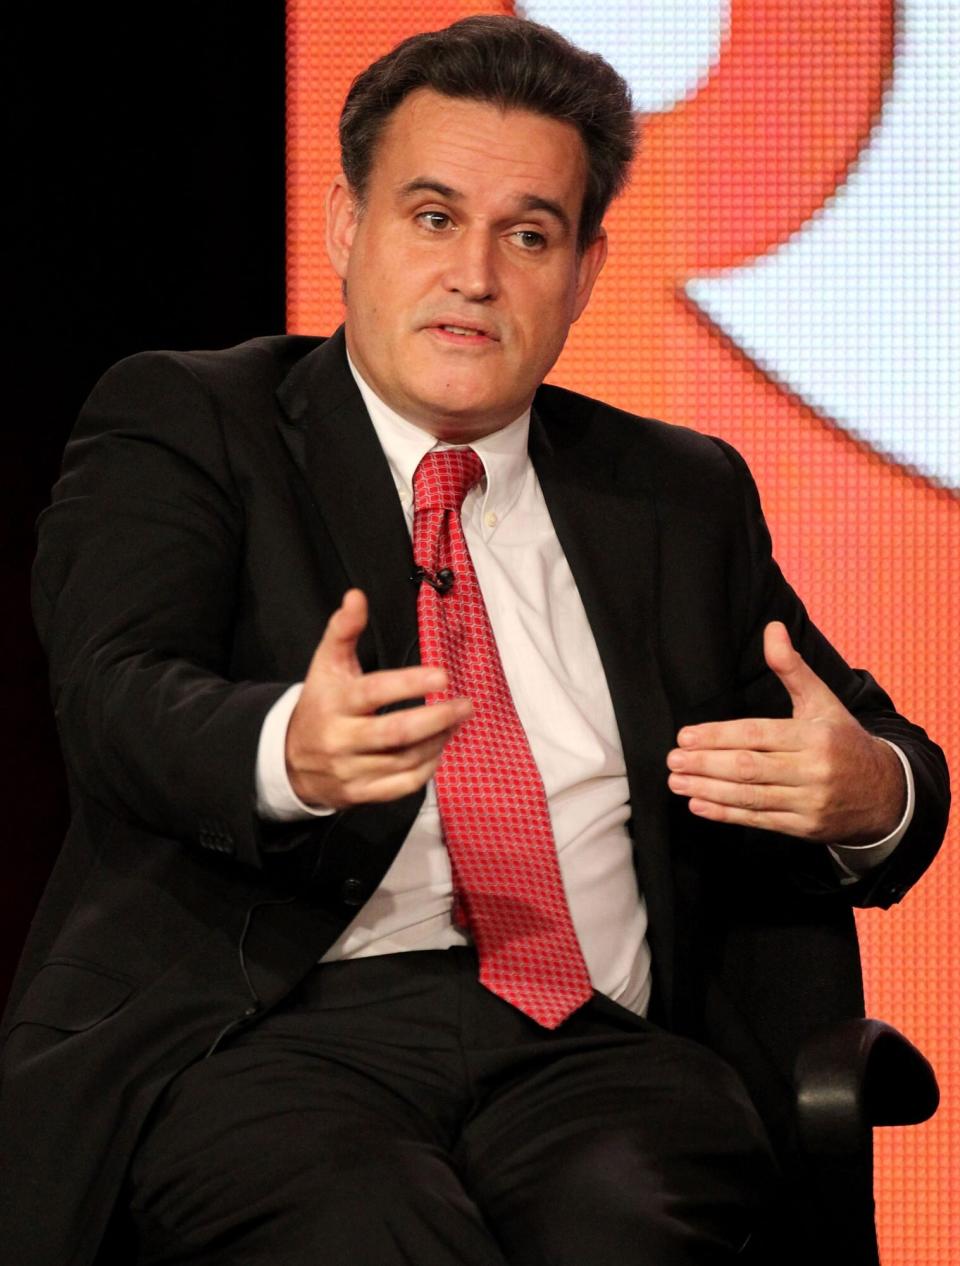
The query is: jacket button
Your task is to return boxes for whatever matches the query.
[340,878,365,907]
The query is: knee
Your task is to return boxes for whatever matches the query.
[493,1135,770,1266]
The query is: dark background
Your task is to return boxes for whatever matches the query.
[3,7,287,1004]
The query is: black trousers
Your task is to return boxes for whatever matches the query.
[125,949,777,1265]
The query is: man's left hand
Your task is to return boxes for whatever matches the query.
[666,621,906,845]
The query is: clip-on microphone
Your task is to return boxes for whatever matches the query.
[410,566,455,596]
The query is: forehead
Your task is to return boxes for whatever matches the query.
[367,88,588,208]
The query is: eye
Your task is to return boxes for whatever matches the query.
[417,211,453,232]
[512,229,547,251]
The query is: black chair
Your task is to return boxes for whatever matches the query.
[750,1018,939,1264]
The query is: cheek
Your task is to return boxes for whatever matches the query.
[530,307,573,357]
[520,275,577,331]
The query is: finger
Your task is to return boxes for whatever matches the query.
[677,717,808,753]
[339,726,458,779]
[342,763,447,805]
[667,772,798,815]
[307,589,369,681]
[360,697,473,752]
[763,621,844,720]
[341,665,457,717]
[297,698,470,769]
[684,796,811,839]
[666,746,805,786]
[301,745,452,808]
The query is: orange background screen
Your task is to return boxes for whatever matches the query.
[287,2,958,1259]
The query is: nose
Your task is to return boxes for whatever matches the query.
[442,228,498,302]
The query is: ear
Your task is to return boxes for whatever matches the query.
[325,173,361,281]
[571,227,608,323]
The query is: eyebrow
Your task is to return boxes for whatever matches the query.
[397,179,572,236]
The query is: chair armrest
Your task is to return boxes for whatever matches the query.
[794,1018,939,1158]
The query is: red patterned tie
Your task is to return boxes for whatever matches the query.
[412,447,593,1029]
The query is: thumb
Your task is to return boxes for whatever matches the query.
[764,621,842,719]
[306,588,368,684]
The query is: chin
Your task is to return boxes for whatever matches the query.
[414,386,499,424]
[419,411,489,442]
[446,403,510,431]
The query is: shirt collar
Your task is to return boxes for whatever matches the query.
[346,352,531,531]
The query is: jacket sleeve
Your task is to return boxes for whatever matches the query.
[33,351,291,868]
[717,437,950,910]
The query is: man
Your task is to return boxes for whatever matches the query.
[0,15,948,1266]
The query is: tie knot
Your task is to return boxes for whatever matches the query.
[413,448,485,513]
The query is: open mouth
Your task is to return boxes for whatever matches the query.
[427,319,498,344]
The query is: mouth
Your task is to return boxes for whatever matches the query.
[425,318,499,345]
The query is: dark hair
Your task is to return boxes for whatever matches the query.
[339,15,636,252]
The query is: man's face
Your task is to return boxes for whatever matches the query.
[326,88,607,441]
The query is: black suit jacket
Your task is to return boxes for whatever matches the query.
[0,329,949,1265]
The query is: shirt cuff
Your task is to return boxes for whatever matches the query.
[828,740,915,881]
[255,682,336,820]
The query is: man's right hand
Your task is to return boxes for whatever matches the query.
[285,588,472,809]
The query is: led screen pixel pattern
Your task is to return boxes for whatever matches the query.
[287,2,959,1260]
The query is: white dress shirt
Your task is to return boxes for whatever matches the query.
[255,361,914,1016]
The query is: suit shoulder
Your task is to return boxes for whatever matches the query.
[533,382,750,487]
[61,335,337,498]
[93,333,327,399]
[73,334,337,457]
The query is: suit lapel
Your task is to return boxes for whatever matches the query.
[530,394,678,1015]
[275,328,420,673]
[273,329,425,896]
